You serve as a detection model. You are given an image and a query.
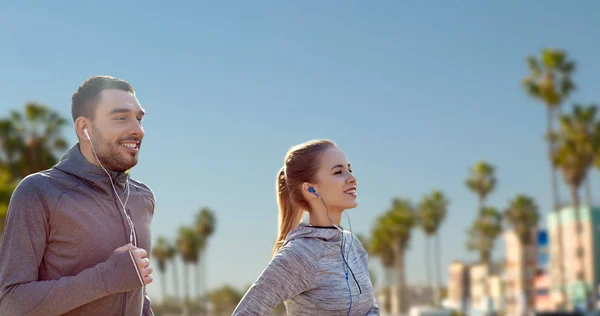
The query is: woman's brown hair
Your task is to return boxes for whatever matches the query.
[271,139,336,257]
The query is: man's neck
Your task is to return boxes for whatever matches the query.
[78,142,102,168]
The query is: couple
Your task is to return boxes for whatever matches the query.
[0,75,379,315]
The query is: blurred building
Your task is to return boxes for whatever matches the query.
[487,275,505,311]
[534,230,552,311]
[469,263,488,311]
[535,268,553,311]
[548,206,600,310]
[406,283,436,306]
[377,282,439,314]
[469,261,503,313]
[503,229,538,315]
[447,261,470,311]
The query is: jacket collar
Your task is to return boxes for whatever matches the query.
[54,143,129,195]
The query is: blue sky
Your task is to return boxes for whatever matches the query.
[2,0,600,302]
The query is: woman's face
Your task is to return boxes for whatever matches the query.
[311,146,358,211]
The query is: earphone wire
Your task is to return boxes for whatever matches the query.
[318,195,355,316]
[344,211,354,262]
[88,140,134,243]
[87,135,144,316]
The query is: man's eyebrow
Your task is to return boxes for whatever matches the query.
[107,108,146,115]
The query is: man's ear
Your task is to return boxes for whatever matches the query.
[74,117,90,141]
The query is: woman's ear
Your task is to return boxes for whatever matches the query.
[303,182,319,198]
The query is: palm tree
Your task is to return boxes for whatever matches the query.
[466,206,503,310]
[523,48,576,208]
[369,228,395,314]
[465,161,496,212]
[0,103,69,238]
[550,104,600,310]
[0,166,16,237]
[194,207,216,312]
[177,226,203,307]
[151,236,171,302]
[523,48,575,306]
[594,154,600,203]
[417,196,434,303]
[353,233,378,288]
[0,103,69,181]
[165,242,180,301]
[374,198,416,314]
[503,194,540,315]
[426,190,450,304]
[466,207,503,266]
[417,190,449,305]
[354,233,368,251]
[207,285,244,316]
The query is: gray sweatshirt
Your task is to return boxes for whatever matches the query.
[233,223,380,315]
[0,144,156,315]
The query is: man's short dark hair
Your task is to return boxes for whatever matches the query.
[71,75,135,122]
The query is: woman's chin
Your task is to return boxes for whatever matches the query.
[343,201,358,210]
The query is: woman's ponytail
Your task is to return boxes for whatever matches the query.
[271,167,303,258]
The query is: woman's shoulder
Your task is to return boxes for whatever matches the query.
[342,231,369,257]
[278,236,328,261]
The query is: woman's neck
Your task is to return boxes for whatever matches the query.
[308,208,342,227]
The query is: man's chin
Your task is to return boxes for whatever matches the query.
[101,158,137,173]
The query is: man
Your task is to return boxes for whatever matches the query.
[0,75,156,315]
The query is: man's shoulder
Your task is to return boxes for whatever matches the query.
[14,169,63,194]
[128,178,155,204]
[9,170,68,210]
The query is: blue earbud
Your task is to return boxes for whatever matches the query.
[308,186,319,197]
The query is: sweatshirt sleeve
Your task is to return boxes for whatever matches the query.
[232,240,320,315]
[0,176,144,316]
[367,296,380,315]
[143,288,155,315]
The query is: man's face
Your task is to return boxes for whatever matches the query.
[89,89,145,172]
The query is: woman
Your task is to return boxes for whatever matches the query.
[233,139,379,315]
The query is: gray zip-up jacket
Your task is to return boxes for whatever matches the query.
[0,143,156,315]
[233,223,380,315]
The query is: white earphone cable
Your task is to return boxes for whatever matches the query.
[86,133,144,316]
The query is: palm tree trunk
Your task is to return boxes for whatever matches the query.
[585,176,592,207]
[435,233,442,306]
[172,260,180,301]
[425,236,432,305]
[571,185,591,310]
[553,207,567,310]
[202,252,208,314]
[171,258,181,300]
[549,108,562,210]
[392,243,407,314]
[195,262,200,302]
[184,263,190,304]
[548,108,568,309]
[480,247,490,267]
[521,243,529,316]
[384,267,392,314]
[160,270,167,303]
[478,245,491,312]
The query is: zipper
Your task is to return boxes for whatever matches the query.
[340,236,362,294]
[348,266,362,294]
[108,178,131,316]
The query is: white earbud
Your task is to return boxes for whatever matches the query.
[83,128,90,140]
